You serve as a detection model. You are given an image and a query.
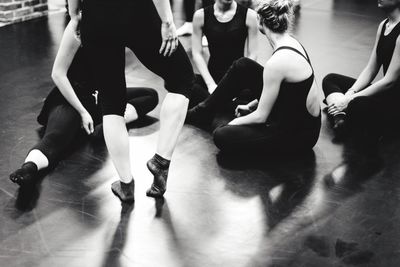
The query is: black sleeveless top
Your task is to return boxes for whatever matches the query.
[376,19,400,75]
[37,47,98,125]
[268,46,320,131]
[204,4,248,82]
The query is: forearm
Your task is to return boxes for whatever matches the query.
[350,67,378,92]
[193,53,216,87]
[152,0,174,23]
[247,99,259,110]
[52,75,88,115]
[68,0,80,18]
[353,77,396,98]
[231,110,265,125]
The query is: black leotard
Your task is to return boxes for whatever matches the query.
[268,46,320,131]
[376,19,400,75]
[204,3,248,82]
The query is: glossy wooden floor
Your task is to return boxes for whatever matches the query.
[1,0,399,266]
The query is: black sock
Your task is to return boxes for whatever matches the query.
[152,154,170,169]
[10,162,38,185]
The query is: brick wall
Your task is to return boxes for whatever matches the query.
[0,0,48,23]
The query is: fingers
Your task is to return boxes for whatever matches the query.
[83,123,91,135]
[89,121,94,134]
[159,40,167,55]
[160,38,179,57]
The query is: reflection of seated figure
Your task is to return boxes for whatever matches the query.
[9,20,158,187]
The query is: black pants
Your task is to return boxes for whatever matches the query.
[81,0,194,116]
[322,73,400,141]
[205,58,320,153]
[34,87,158,165]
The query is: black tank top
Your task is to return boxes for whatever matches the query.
[376,19,400,75]
[268,46,320,130]
[204,4,248,82]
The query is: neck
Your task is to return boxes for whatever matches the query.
[268,32,289,50]
[215,1,235,12]
[387,7,400,24]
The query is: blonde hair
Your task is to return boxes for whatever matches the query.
[257,0,294,33]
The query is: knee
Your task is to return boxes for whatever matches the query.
[147,88,159,110]
[322,73,340,95]
[213,126,230,151]
[232,57,254,71]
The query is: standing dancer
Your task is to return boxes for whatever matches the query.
[9,20,159,186]
[68,0,195,201]
[322,0,400,145]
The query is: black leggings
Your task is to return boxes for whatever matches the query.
[81,0,194,116]
[205,58,320,153]
[34,87,158,165]
[322,73,400,140]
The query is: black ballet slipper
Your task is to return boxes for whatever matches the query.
[185,104,213,130]
[111,180,135,203]
[146,154,170,198]
[9,162,38,186]
[332,113,347,139]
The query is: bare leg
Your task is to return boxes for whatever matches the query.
[25,149,49,170]
[147,93,189,198]
[103,115,133,183]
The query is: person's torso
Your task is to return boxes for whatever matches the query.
[268,46,319,130]
[377,19,400,75]
[204,4,248,82]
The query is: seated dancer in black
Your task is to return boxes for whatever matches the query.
[186,0,321,154]
[322,0,400,145]
[190,0,258,107]
[9,20,158,186]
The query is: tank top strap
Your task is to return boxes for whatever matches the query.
[273,46,310,63]
[236,3,248,22]
[203,5,213,28]
[381,19,389,38]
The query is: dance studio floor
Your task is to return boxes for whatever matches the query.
[1,0,400,266]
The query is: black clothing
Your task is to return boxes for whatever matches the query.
[81,0,194,116]
[194,55,321,153]
[35,87,158,165]
[377,19,400,75]
[184,0,214,22]
[189,4,249,108]
[204,3,248,82]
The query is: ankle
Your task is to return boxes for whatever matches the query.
[152,154,170,169]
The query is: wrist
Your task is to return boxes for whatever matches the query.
[162,20,174,27]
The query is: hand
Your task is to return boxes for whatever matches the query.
[235,104,252,117]
[207,83,217,94]
[160,21,179,57]
[81,111,94,135]
[70,13,82,42]
[327,95,352,116]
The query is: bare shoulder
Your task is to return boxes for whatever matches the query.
[193,8,205,23]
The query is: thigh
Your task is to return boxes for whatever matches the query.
[86,44,127,116]
[213,123,282,152]
[126,14,194,97]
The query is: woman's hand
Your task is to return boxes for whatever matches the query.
[160,21,179,57]
[235,104,253,117]
[327,95,353,115]
[80,111,94,135]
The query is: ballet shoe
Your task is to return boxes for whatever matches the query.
[9,162,38,186]
[111,180,135,203]
[146,157,169,198]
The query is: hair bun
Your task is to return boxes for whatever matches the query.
[276,0,293,15]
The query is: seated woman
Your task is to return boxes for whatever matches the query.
[189,0,258,107]
[322,0,400,146]
[9,19,158,186]
[186,0,321,154]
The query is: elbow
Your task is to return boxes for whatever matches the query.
[253,110,267,123]
[51,70,64,85]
